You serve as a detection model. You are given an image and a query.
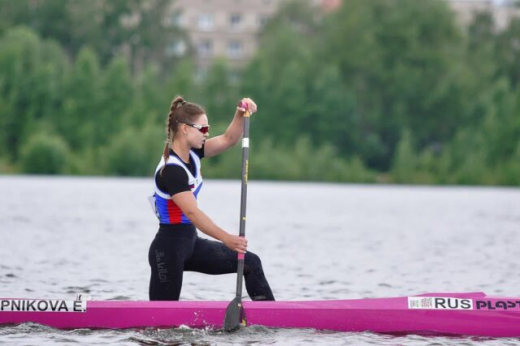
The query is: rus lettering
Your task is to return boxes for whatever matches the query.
[460,300,471,309]
[434,298,447,309]
[447,299,459,309]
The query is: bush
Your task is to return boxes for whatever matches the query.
[104,124,164,176]
[20,132,69,174]
[0,156,15,174]
[203,136,376,183]
[497,141,520,186]
[390,129,417,183]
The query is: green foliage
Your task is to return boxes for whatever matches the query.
[60,47,101,150]
[97,56,134,145]
[243,0,475,171]
[498,141,520,185]
[165,60,195,105]
[0,1,519,185]
[391,129,417,183]
[241,1,315,145]
[203,143,242,179]
[496,18,520,88]
[204,136,376,183]
[0,0,185,73]
[308,65,357,151]
[199,58,239,121]
[323,0,471,167]
[19,131,69,174]
[0,26,69,160]
[104,124,164,176]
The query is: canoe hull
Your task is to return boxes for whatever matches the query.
[1,292,520,337]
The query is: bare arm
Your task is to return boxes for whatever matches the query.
[172,191,247,253]
[204,98,257,158]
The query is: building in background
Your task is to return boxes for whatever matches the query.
[166,0,284,78]
[166,0,337,78]
[449,0,520,30]
[167,0,519,77]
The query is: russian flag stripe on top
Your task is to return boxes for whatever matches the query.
[153,151,203,226]
[166,199,182,224]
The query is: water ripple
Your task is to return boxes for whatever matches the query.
[1,177,520,345]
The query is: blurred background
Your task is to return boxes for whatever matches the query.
[0,0,519,185]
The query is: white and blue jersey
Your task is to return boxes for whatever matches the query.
[152,151,203,225]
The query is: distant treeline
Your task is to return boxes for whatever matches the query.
[0,0,519,185]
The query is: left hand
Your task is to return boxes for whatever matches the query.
[222,233,248,253]
[238,98,257,114]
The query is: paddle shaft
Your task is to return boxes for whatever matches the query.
[235,110,250,298]
[224,104,251,332]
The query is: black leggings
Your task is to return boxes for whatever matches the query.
[148,225,275,301]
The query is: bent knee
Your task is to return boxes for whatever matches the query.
[244,252,263,274]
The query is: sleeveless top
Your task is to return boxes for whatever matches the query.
[151,151,203,225]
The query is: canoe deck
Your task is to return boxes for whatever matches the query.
[1,292,520,337]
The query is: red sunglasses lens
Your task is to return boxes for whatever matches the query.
[200,126,209,134]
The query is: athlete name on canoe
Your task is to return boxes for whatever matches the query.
[0,299,86,313]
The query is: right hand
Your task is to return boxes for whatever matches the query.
[237,98,257,114]
[223,234,248,253]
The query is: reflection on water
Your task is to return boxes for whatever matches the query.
[1,176,519,345]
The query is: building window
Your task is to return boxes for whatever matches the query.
[227,40,243,58]
[165,40,186,57]
[198,39,213,56]
[229,13,242,29]
[198,13,214,31]
[168,11,183,27]
[258,15,269,28]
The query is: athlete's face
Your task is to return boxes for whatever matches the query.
[185,113,209,149]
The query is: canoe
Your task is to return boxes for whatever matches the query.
[1,292,520,337]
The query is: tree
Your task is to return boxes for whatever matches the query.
[0,26,68,160]
[319,0,471,169]
[496,18,520,88]
[97,56,134,145]
[19,130,69,174]
[0,0,188,73]
[241,0,316,144]
[60,47,101,150]
[200,58,238,122]
[391,129,417,183]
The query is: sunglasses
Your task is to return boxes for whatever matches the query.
[180,122,210,134]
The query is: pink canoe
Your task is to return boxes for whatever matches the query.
[1,292,520,337]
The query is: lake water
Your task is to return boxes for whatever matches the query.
[0,176,519,345]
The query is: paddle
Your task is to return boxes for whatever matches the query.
[223,102,251,332]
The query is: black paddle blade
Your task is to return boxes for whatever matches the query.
[223,296,246,332]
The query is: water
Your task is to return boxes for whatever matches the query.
[0,176,519,345]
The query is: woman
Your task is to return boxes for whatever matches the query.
[148,96,275,301]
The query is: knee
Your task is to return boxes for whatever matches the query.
[244,252,262,273]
